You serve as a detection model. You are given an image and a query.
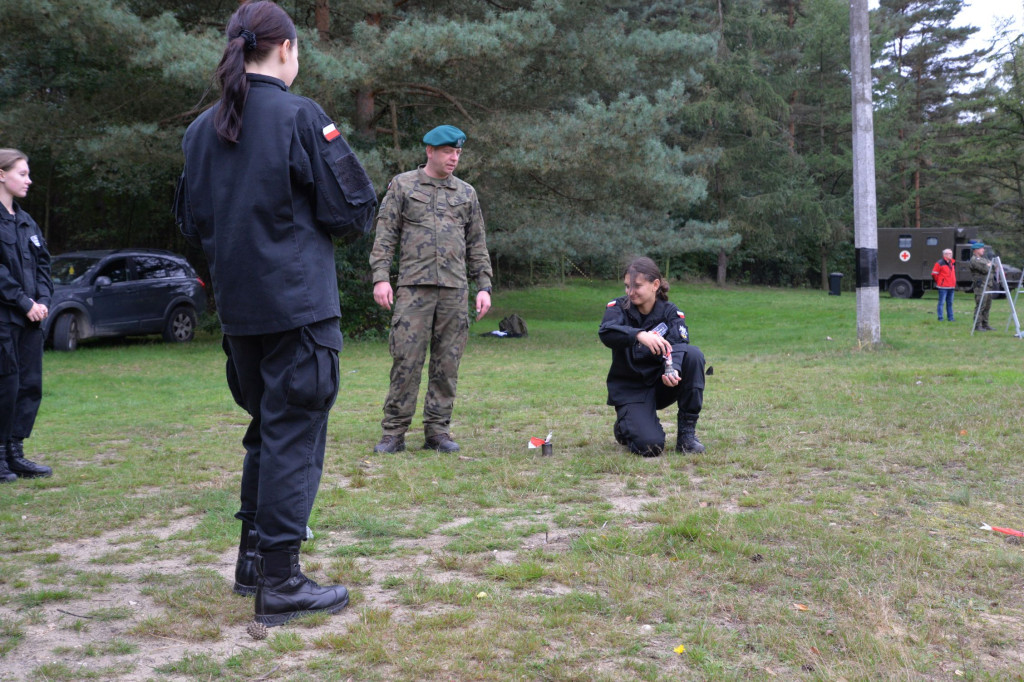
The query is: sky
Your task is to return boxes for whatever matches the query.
[866,0,1023,45]
[867,0,1024,80]
[955,0,1023,53]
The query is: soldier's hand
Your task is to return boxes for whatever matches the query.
[373,281,394,311]
[637,331,671,357]
[475,290,491,321]
[26,301,48,323]
[661,372,681,387]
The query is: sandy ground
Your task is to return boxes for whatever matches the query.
[1,481,674,681]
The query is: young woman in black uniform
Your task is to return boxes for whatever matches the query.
[0,149,53,482]
[599,257,706,457]
[175,1,376,626]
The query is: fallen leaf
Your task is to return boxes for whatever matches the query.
[955,671,964,677]
[959,430,968,436]
[810,646,820,655]
[793,603,809,611]
[673,644,686,655]
[475,591,487,599]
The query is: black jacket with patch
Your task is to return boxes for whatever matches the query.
[0,203,52,328]
[175,74,377,335]
[598,296,690,406]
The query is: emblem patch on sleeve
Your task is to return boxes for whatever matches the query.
[322,123,341,142]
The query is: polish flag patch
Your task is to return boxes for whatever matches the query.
[677,311,685,319]
[322,123,341,142]
[607,300,617,307]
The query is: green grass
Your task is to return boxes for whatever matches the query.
[3,281,1024,679]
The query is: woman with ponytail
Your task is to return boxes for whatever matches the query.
[0,149,53,483]
[598,257,708,457]
[175,0,377,627]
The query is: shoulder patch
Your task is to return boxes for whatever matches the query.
[607,300,617,307]
[322,123,341,142]
[677,311,685,319]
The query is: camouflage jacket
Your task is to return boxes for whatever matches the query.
[369,167,492,290]
[970,254,992,291]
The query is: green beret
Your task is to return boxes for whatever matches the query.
[423,125,466,148]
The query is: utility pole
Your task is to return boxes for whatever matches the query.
[850,0,881,347]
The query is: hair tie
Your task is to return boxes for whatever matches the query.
[238,29,258,51]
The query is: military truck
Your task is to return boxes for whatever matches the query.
[877,227,1019,298]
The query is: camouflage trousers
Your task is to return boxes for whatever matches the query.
[381,286,469,438]
[973,288,992,329]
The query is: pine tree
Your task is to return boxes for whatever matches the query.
[872,0,988,228]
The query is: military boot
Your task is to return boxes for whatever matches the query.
[7,440,52,478]
[254,549,349,627]
[373,434,405,453]
[676,414,706,454]
[0,446,17,483]
[233,523,260,596]
[423,433,459,453]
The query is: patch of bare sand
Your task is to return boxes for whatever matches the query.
[595,478,667,516]
[3,474,689,680]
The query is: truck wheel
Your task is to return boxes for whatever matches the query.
[53,313,80,352]
[888,278,914,299]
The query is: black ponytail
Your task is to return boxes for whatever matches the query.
[213,1,296,144]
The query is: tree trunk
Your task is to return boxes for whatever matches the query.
[315,0,330,42]
[820,243,828,290]
[354,13,381,141]
[913,169,921,228]
[716,249,727,286]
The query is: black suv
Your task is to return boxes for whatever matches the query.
[43,249,207,351]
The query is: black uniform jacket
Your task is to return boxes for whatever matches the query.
[175,74,377,336]
[0,204,52,329]
[599,296,690,406]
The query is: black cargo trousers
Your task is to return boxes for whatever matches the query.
[614,345,705,456]
[0,323,44,444]
[223,318,343,553]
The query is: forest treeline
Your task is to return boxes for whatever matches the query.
[1,0,1021,298]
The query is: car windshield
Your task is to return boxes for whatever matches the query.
[51,256,101,285]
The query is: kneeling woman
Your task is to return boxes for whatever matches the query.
[599,257,706,457]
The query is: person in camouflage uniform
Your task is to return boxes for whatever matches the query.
[970,242,994,332]
[369,125,493,453]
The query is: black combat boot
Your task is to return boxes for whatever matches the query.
[676,414,706,454]
[0,445,17,483]
[254,549,349,627]
[233,523,259,596]
[7,439,52,478]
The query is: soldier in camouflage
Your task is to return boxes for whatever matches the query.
[969,242,994,332]
[369,125,493,453]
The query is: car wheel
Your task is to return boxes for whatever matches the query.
[888,278,913,299]
[164,306,196,343]
[53,313,79,352]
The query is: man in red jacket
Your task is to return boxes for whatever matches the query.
[932,248,956,322]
